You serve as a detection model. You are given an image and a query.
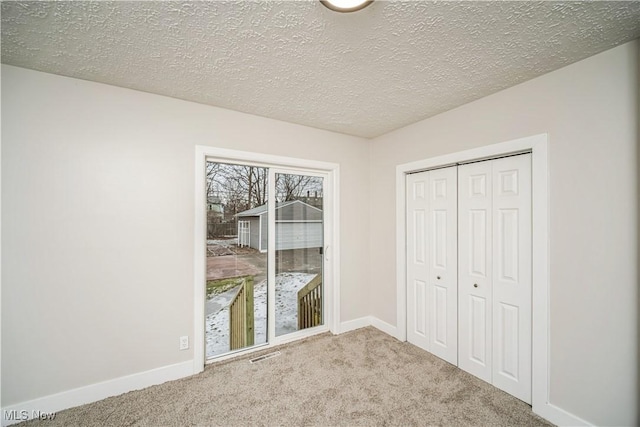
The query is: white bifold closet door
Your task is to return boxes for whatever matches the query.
[458,154,532,403]
[406,166,458,365]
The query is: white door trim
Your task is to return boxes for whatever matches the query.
[395,134,553,420]
[194,146,340,373]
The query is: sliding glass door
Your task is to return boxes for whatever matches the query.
[205,162,268,358]
[204,162,328,360]
[273,172,324,337]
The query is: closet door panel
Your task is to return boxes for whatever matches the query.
[406,172,431,352]
[491,154,532,404]
[458,161,492,382]
[428,167,458,365]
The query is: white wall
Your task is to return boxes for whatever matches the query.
[0,65,371,406]
[370,40,639,426]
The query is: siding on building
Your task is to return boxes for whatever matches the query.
[260,216,267,252]
[275,222,322,250]
[237,200,323,252]
[275,202,322,221]
[249,218,261,250]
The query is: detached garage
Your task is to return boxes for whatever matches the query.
[236,200,323,253]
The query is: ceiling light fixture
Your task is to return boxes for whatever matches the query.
[320,0,373,13]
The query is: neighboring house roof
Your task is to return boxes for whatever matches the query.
[236,203,273,217]
[236,200,322,220]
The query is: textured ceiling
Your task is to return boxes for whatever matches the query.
[2,1,640,138]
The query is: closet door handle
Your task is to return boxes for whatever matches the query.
[473,284,478,288]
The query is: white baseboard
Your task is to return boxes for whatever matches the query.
[534,402,593,427]
[339,316,372,333]
[369,317,398,338]
[339,316,398,339]
[1,361,194,426]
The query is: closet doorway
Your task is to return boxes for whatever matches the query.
[407,153,531,403]
[399,135,548,409]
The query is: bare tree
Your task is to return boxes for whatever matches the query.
[206,163,323,214]
[276,174,322,202]
[206,162,221,199]
[207,162,269,214]
[249,167,268,207]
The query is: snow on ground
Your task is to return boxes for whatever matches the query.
[206,272,316,358]
[206,238,240,256]
[207,238,238,247]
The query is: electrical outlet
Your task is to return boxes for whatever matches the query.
[179,336,189,350]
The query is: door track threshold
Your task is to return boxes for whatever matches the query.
[249,351,282,363]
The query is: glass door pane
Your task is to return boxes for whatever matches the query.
[205,162,268,358]
[274,173,324,337]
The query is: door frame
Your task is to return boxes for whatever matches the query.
[395,134,550,416]
[194,146,340,371]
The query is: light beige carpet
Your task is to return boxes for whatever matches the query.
[21,327,553,426]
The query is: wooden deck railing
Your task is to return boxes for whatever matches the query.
[297,274,322,330]
[229,276,255,351]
